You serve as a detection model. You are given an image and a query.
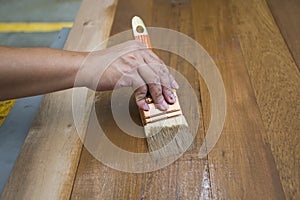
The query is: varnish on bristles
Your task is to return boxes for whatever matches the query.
[145,115,194,158]
[132,16,195,158]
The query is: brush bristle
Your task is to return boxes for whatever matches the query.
[144,115,194,159]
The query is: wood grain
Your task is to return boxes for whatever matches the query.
[71,0,208,199]
[2,0,298,199]
[231,0,300,198]
[266,0,300,70]
[191,0,285,199]
[0,0,118,199]
[71,0,293,199]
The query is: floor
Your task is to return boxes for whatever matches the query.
[0,0,80,195]
[0,0,80,47]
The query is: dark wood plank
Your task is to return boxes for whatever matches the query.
[71,0,208,199]
[191,0,285,199]
[71,0,296,198]
[232,0,300,198]
[266,0,300,70]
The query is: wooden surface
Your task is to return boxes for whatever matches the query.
[0,0,118,199]
[266,0,300,70]
[233,0,300,198]
[192,0,285,199]
[72,0,295,199]
[70,1,208,199]
[2,0,299,199]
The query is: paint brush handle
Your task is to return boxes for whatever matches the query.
[132,16,154,103]
[131,16,183,125]
[132,16,153,50]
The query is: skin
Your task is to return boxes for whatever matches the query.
[0,40,178,111]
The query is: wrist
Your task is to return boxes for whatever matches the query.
[70,51,89,88]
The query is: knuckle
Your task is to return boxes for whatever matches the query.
[149,86,163,102]
[136,86,147,95]
[125,53,137,60]
[158,67,169,76]
[135,91,147,102]
[164,86,173,93]
[135,93,145,101]
[152,75,160,84]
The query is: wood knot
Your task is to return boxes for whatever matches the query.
[83,20,95,27]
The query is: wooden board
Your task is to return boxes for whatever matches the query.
[70,0,209,199]
[2,0,298,199]
[191,0,285,199]
[266,0,300,70]
[71,0,289,199]
[232,0,300,198]
[0,0,118,199]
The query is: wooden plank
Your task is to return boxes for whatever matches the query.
[191,0,286,199]
[266,0,300,70]
[231,0,300,198]
[0,0,118,199]
[71,0,291,199]
[71,0,209,199]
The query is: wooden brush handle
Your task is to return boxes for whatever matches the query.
[132,16,152,49]
[132,16,182,125]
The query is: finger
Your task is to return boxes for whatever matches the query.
[141,52,177,104]
[135,86,149,111]
[143,62,176,104]
[162,86,176,104]
[137,65,169,111]
[130,71,150,111]
[142,50,179,90]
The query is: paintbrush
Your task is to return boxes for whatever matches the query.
[132,16,194,158]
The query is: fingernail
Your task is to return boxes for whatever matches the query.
[155,101,169,111]
[142,103,150,111]
[172,80,179,89]
[169,93,176,103]
[161,101,169,110]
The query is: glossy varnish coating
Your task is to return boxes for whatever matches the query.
[72,0,298,199]
[2,0,299,199]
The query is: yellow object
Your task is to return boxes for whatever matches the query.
[0,22,73,32]
[0,22,73,124]
[0,100,16,126]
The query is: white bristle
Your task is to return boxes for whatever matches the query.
[144,115,194,159]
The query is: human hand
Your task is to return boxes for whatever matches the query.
[77,40,179,111]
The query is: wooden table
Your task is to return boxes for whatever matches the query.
[1,0,299,199]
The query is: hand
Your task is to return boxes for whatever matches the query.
[77,40,179,111]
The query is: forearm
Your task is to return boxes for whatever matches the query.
[0,47,86,100]
[0,41,178,110]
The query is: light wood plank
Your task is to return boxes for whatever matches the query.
[231,0,300,198]
[0,0,118,199]
[191,0,285,199]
